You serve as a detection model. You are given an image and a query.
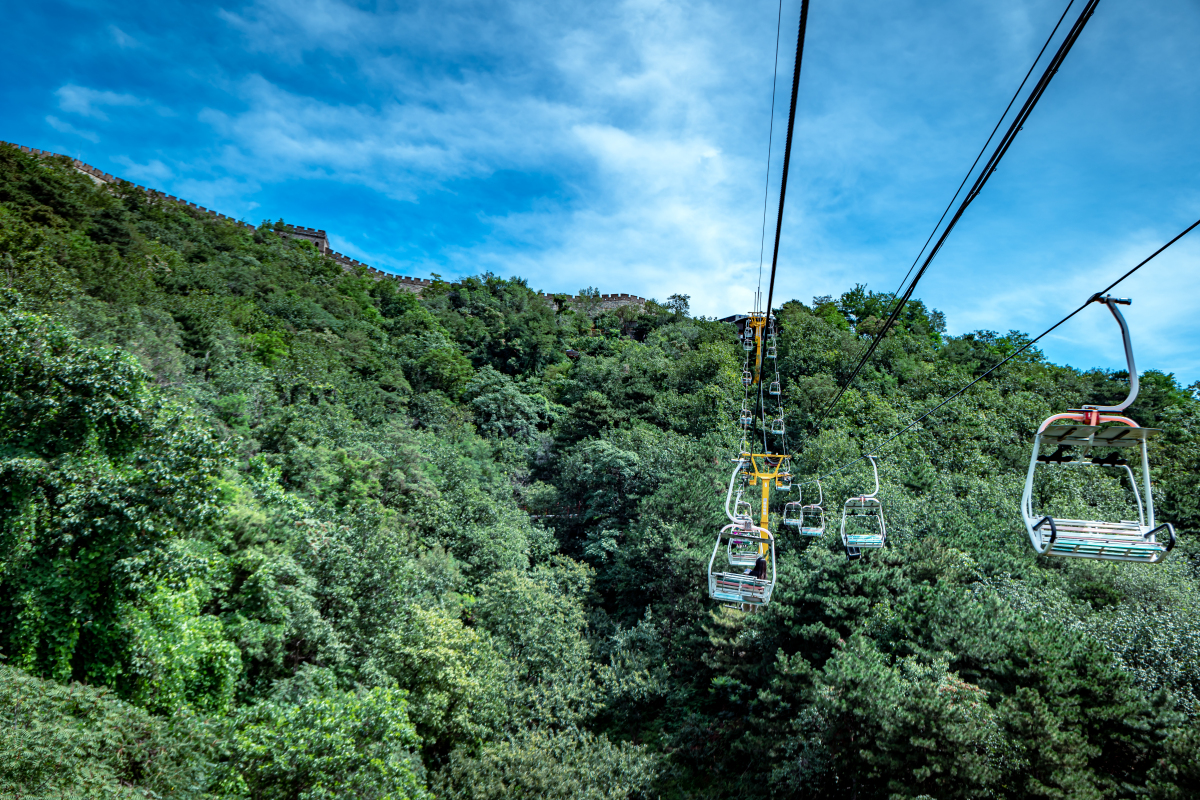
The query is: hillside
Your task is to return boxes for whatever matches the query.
[1,142,1198,799]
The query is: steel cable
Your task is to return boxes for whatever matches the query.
[756,0,785,300]
[763,0,812,325]
[804,215,1200,487]
[814,0,1102,429]
[890,0,1077,299]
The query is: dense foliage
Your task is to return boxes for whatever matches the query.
[1,143,1197,798]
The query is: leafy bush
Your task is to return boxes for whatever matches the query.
[440,729,657,800]
[0,665,214,798]
[219,667,428,799]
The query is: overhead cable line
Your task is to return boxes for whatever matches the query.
[752,0,785,456]
[755,0,786,298]
[806,214,1200,487]
[763,0,812,325]
[890,0,1077,299]
[814,0,1101,428]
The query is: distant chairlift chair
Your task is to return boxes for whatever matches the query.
[840,455,886,561]
[727,522,764,567]
[799,480,826,537]
[1020,295,1175,563]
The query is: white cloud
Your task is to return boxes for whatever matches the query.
[203,0,768,303]
[112,155,174,183]
[56,84,145,120]
[189,0,1200,379]
[46,115,99,142]
[109,25,139,48]
[171,175,265,217]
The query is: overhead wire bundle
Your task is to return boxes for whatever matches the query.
[806,215,1200,487]
[814,0,1102,428]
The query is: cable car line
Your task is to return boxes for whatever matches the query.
[890,0,1078,300]
[708,0,810,611]
[801,213,1200,489]
[755,0,785,294]
[763,0,811,328]
[813,0,1102,430]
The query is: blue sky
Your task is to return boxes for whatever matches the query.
[4,0,1199,382]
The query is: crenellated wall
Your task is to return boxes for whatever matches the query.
[1,141,648,310]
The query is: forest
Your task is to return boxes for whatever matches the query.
[1,142,1198,799]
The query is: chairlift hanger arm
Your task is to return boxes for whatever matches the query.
[864,455,881,499]
[1085,294,1138,413]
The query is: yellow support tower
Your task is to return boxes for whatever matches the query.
[744,311,768,385]
[709,309,789,610]
[740,453,792,552]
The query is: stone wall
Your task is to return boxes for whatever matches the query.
[1,141,648,310]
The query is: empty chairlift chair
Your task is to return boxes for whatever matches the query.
[799,480,826,537]
[841,456,886,560]
[734,494,754,527]
[727,521,766,567]
[782,499,803,528]
[769,379,782,396]
[1020,295,1175,563]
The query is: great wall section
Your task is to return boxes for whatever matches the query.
[1,142,648,312]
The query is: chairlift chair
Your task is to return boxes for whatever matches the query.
[767,344,778,359]
[782,499,802,527]
[841,456,885,560]
[799,480,826,537]
[708,524,776,609]
[771,416,786,435]
[725,464,754,524]
[712,460,775,608]
[739,403,753,426]
[735,496,754,525]
[769,380,782,396]
[741,369,753,387]
[727,519,767,567]
[1020,296,1175,563]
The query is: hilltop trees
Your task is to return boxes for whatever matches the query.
[1,141,1199,798]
